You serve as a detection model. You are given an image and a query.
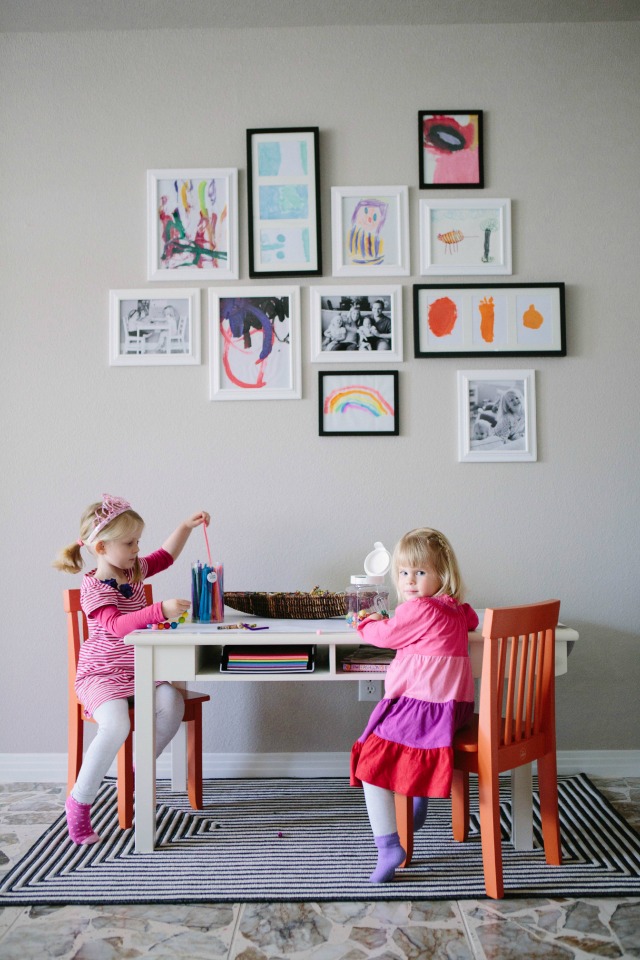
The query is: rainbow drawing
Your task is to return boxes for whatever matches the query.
[324,385,394,418]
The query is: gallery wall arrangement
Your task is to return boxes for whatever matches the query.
[109,113,567,457]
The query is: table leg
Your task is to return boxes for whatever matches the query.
[511,765,534,850]
[134,645,156,853]
[171,722,187,792]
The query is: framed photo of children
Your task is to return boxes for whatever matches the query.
[413,283,566,358]
[146,168,239,281]
[309,286,403,363]
[246,127,322,278]
[318,371,399,436]
[331,186,410,277]
[419,198,511,276]
[109,288,201,366]
[209,286,301,400]
[418,111,484,189]
[458,369,537,462]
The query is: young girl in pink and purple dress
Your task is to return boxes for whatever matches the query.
[350,527,478,883]
[53,494,210,845]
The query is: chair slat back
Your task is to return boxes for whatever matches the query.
[481,600,560,751]
[63,583,153,676]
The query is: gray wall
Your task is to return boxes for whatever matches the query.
[1,18,638,759]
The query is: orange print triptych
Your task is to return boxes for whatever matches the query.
[413,282,566,358]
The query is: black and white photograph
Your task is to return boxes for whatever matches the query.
[309,285,403,362]
[458,369,537,462]
[109,288,201,366]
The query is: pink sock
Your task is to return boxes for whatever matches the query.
[370,831,406,883]
[65,794,100,845]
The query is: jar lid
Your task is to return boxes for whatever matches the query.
[364,541,391,579]
[350,574,387,586]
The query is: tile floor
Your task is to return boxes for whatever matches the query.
[0,778,639,960]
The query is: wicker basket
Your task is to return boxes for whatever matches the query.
[224,590,348,620]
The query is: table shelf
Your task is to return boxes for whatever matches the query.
[192,642,388,681]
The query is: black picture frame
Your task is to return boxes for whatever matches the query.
[318,370,399,437]
[418,110,484,189]
[413,282,566,358]
[246,126,322,279]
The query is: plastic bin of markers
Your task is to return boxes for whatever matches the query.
[191,561,224,622]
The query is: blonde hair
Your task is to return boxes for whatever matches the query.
[391,527,465,602]
[52,500,145,581]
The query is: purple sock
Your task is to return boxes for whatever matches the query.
[413,796,429,831]
[370,831,406,883]
[65,794,100,845]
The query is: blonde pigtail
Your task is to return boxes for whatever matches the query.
[52,541,84,574]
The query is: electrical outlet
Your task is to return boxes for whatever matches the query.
[359,678,382,701]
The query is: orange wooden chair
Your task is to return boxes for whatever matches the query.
[64,586,210,829]
[396,599,562,898]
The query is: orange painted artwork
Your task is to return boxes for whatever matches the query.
[428,296,458,337]
[522,303,544,329]
[478,295,495,343]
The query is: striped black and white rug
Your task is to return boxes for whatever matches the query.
[1,774,638,904]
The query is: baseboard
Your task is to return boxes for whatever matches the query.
[0,750,638,783]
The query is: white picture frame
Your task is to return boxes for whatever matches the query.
[420,198,512,276]
[147,168,239,281]
[331,185,410,277]
[209,286,301,400]
[109,288,201,366]
[458,369,537,462]
[309,286,403,363]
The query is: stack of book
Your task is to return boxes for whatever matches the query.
[221,645,315,673]
[340,646,395,672]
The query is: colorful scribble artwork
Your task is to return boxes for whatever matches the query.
[332,186,409,277]
[248,128,321,277]
[219,296,290,391]
[419,111,484,188]
[158,177,228,270]
[319,372,399,435]
[148,168,238,281]
[348,198,389,265]
[210,287,301,400]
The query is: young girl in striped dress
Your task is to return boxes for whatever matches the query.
[53,494,210,845]
[350,527,478,883]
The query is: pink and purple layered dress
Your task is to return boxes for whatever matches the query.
[350,595,478,798]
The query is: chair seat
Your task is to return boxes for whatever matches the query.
[452,715,479,752]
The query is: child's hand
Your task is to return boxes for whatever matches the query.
[185,511,210,529]
[360,612,385,625]
[161,599,191,619]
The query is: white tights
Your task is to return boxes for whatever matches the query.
[362,781,398,837]
[72,683,184,805]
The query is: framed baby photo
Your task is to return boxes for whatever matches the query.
[318,370,399,436]
[331,185,410,277]
[457,369,537,462]
[419,198,512,276]
[413,282,566,358]
[418,110,484,189]
[146,168,239,281]
[209,286,301,400]
[309,286,403,363]
[246,127,322,278]
[109,288,201,366]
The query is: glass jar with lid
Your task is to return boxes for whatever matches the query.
[345,541,391,629]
